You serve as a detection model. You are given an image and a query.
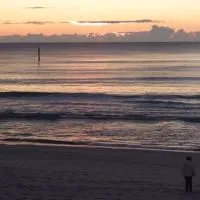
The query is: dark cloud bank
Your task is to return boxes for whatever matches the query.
[1,25,200,42]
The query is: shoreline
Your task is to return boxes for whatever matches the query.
[1,141,200,154]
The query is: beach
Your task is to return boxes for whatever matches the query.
[0,145,200,199]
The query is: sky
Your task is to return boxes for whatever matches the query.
[1,0,200,37]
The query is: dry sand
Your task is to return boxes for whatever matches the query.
[0,145,200,200]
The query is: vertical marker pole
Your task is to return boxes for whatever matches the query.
[38,47,41,63]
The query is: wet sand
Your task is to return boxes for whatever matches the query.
[0,144,200,200]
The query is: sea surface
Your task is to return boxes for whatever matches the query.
[1,42,200,151]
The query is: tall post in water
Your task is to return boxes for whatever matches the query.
[38,47,41,64]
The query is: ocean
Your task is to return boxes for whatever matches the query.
[1,42,200,151]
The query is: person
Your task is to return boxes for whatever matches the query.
[181,156,195,192]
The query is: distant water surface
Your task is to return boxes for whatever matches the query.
[1,42,200,151]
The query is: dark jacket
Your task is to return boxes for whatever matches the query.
[181,161,195,177]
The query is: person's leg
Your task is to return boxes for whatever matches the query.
[185,177,189,192]
[188,177,192,192]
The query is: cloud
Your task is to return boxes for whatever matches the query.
[1,19,162,26]
[25,21,54,25]
[2,21,54,25]
[60,21,70,24]
[148,25,175,41]
[79,19,160,24]
[70,19,162,25]
[3,21,20,25]
[26,6,52,9]
[0,25,200,42]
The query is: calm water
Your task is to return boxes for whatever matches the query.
[1,42,200,151]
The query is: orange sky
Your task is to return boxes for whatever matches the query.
[1,0,200,35]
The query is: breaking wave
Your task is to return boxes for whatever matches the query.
[1,91,200,100]
[0,109,200,123]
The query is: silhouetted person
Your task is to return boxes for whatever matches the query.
[181,156,195,192]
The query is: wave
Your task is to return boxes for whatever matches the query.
[44,59,200,64]
[1,109,200,123]
[2,77,200,85]
[3,138,90,146]
[0,110,63,121]
[4,137,200,152]
[125,100,196,108]
[1,91,200,100]
[136,77,200,82]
